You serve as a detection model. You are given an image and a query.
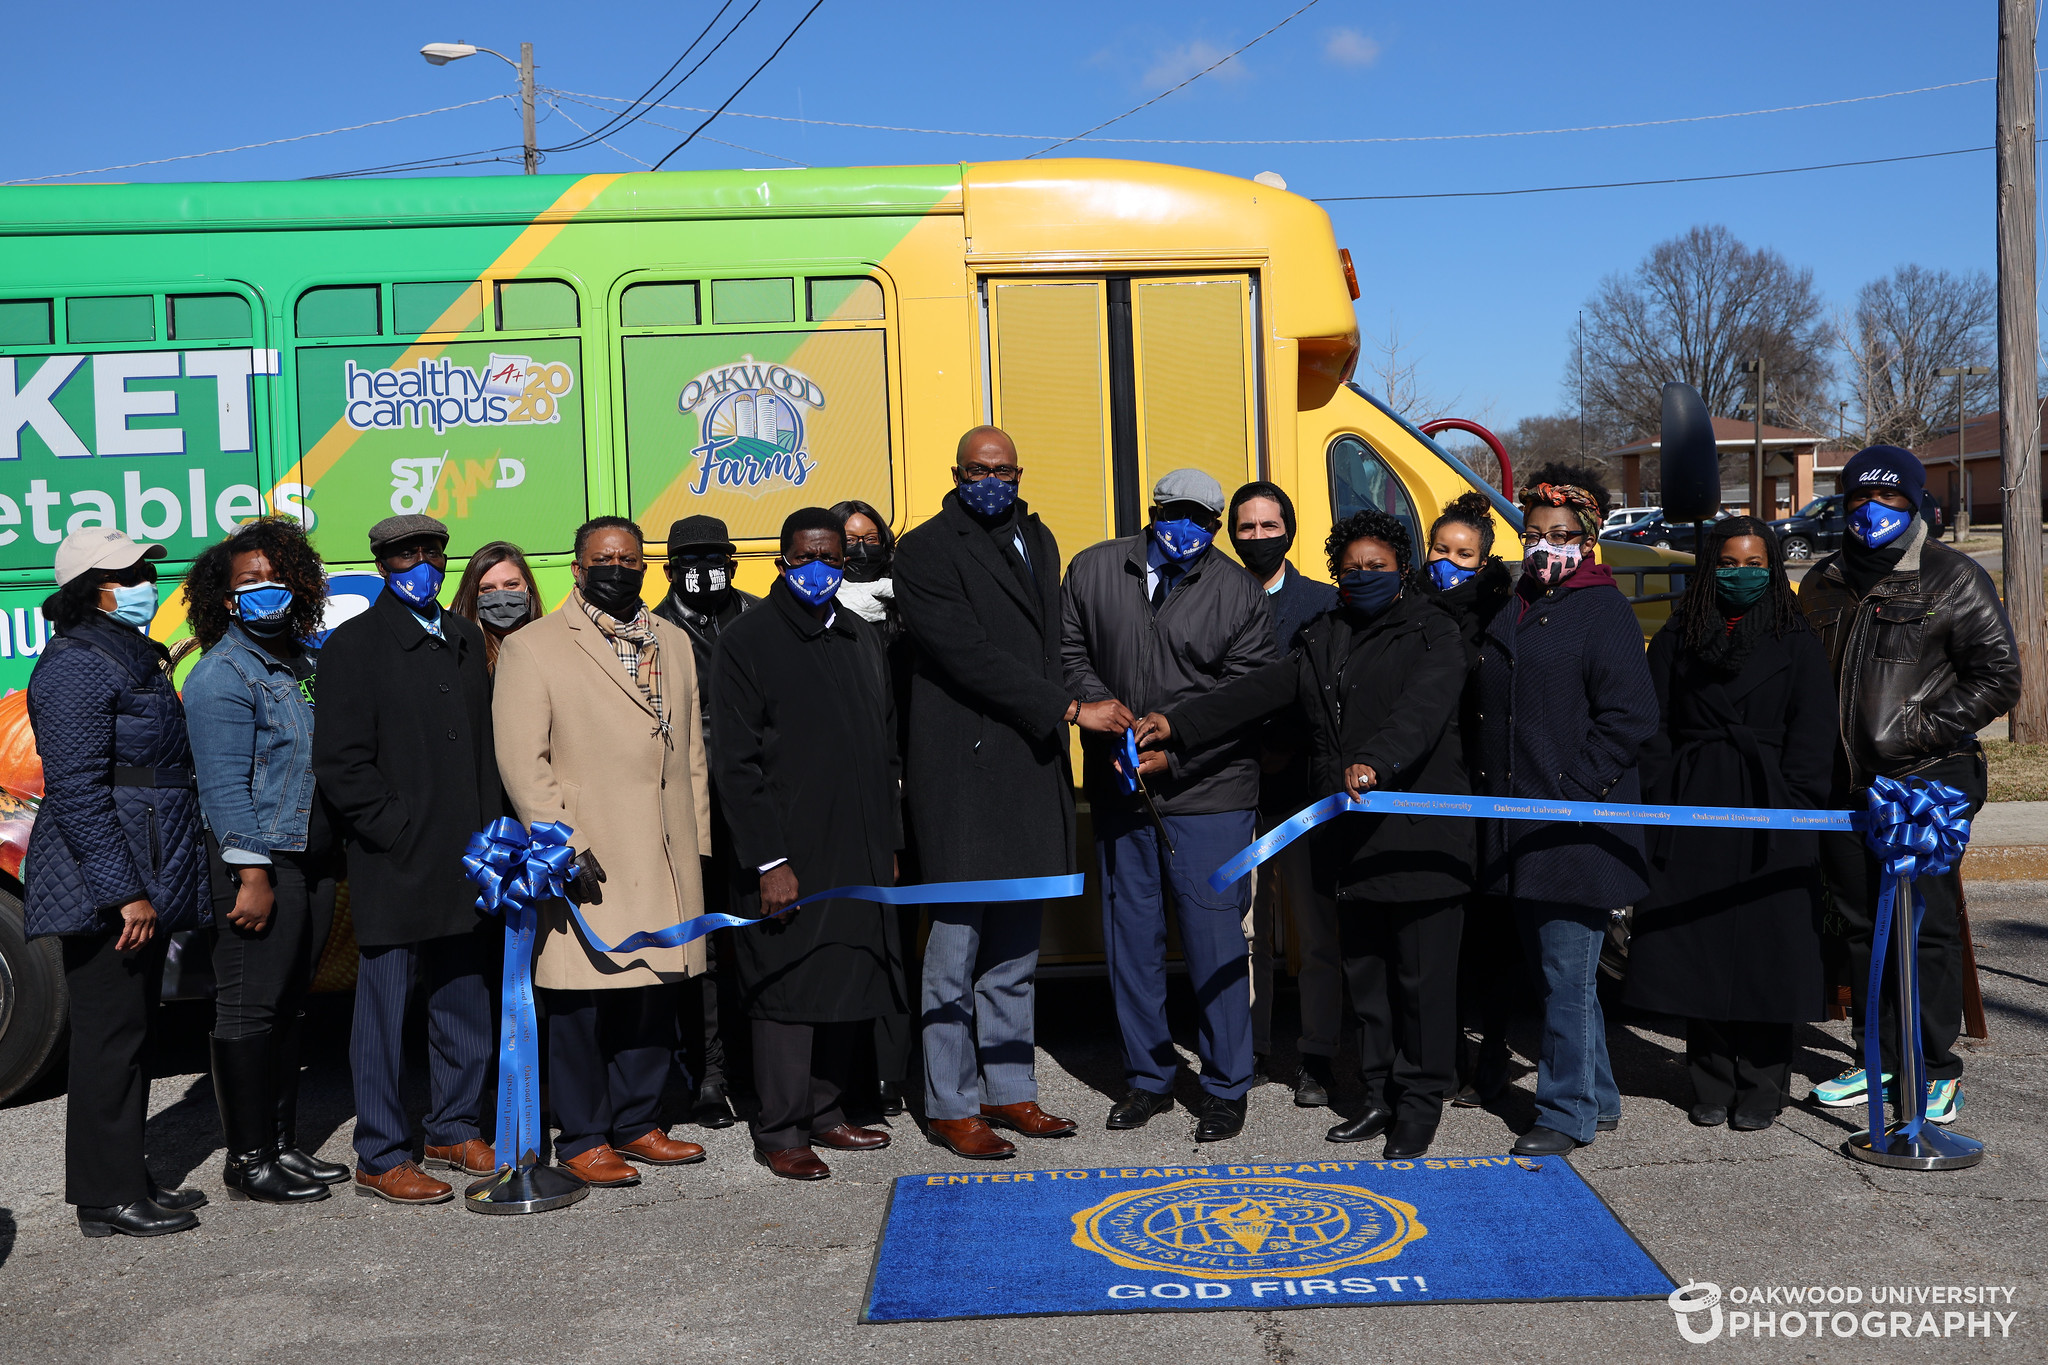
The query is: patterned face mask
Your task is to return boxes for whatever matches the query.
[784,559,844,606]
[957,473,1019,518]
[1523,539,1583,587]
[1152,518,1215,562]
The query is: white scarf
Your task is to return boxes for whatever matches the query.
[836,575,894,624]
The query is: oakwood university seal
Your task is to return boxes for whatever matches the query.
[1070,1177,1426,1278]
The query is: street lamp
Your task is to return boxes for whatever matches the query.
[1936,364,1994,535]
[421,40,537,174]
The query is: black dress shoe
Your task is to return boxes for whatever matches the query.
[277,1146,350,1186]
[876,1079,906,1118]
[1383,1119,1438,1160]
[1106,1089,1174,1130]
[1689,1104,1729,1127]
[1194,1094,1247,1143]
[1293,1056,1334,1109]
[1326,1105,1394,1144]
[77,1199,198,1239]
[694,1081,737,1130]
[1729,1110,1776,1132]
[1510,1125,1582,1156]
[1596,1115,1620,1133]
[148,1179,209,1213]
[1251,1054,1271,1087]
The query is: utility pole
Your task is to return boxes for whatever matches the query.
[519,43,538,174]
[1998,0,2045,741]
[1938,364,1995,536]
[1744,357,1765,517]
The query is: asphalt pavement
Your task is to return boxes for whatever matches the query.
[1,873,2043,1364]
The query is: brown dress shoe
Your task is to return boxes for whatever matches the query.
[754,1146,830,1181]
[981,1101,1078,1138]
[560,1144,642,1187]
[813,1122,891,1151]
[423,1138,499,1176]
[616,1129,707,1165]
[354,1160,453,1204]
[926,1116,1017,1160]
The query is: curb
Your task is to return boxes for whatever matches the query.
[1962,845,2048,881]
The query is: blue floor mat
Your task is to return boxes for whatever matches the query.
[862,1153,1674,1322]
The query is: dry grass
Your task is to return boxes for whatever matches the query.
[1983,739,2048,802]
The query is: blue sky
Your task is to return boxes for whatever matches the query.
[0,1,2007,428]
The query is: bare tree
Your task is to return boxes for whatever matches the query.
[1844,264,1996,448]
[1362,316,1469,423]
[1566,225,1834,438]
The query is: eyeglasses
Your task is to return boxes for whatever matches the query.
[103,562,158,587]
[381,545,448,570]
[1519,528,1584,547]
[844,531,883,548]
[957,464,1022,483]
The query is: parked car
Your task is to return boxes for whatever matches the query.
[1769,495,1845,561]
[1603,508,1731,553]
[1601,505,1660,533]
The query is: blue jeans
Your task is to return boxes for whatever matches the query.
[1099,807,1255,1101]
[1515,901,1619,1142]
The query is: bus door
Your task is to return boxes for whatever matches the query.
[982,273,1261,559]
[0,286,274,684]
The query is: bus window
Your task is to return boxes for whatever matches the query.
[67,295,155,344]
[0,299,52,347]
[297,286,380,338]
[711,278,794,325]
[1130,276,1257,501]
[168,294,251,342]
[622,329,891,543]
[621,282,700,327]
[1328,435,1419,545]
[986,279,1115,557]
[495,280,578,331]
[808,278,884,322]
[394,282,484,335]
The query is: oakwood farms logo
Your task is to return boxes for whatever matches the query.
[677,355,823,497]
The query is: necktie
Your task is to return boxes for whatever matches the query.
[1151,563,1181,614]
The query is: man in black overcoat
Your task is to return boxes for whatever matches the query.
[895,427,1131,1159]
[311,514,502,1204]
[711,508,905,1181]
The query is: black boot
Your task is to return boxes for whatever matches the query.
[77,1199,198,1239]
[212,1033,329,1204]
[271,1013,348,1185]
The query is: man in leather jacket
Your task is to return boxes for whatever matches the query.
[1797,445,2020,1121]
[653,515,761,1128]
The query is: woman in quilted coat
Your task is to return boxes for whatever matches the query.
[25,528,210,1239]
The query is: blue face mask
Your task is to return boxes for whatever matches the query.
[106,582,159,630]
[1152,518,1215,563]
[784,559,844,607]
[234,582,294,634]
[387,560,445,610]
[957,473,1019,519]
[1339,568,1403,617]
[1427,557,1477,591]
[1848,500,1911,549]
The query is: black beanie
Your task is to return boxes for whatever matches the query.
[1841,444,1926,505]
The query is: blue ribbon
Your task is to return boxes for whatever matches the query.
[460,816,578,1177]
[1119,731,1143,793]
[1207,790,1857,893]
[1854,775,1972,1146]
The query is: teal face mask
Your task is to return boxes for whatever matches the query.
[1714,566,1771,610]
[106,581,160,630]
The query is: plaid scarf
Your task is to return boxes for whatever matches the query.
[580,592,670,745]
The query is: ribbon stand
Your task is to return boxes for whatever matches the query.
[462,818,590,1214]
[1844,778,1984,1172]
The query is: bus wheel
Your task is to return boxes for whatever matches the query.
[0,884,68,1106]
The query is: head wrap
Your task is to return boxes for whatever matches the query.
[1523,482,1603,539]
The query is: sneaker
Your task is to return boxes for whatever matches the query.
[1812,1067,1890,1108]
[1923,1078,1963,1125]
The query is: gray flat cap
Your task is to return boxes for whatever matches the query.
[1150,467,1226,514]
[367,513,450,555]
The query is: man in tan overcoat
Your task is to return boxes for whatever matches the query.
[493,515,711,1188]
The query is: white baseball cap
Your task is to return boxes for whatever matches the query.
[54,527,165,587]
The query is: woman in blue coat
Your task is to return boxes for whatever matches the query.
[25,528,211,1238]
[1470,466,1658,1155]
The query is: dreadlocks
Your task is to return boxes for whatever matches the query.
[1671,516,1806,658]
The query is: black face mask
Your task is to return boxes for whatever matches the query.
[844,543,892,583]
[1232,532,1292,581]
[581,564,646,619]
[674,556,735,606]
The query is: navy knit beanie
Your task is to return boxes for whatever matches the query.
[1841,444,1925,504]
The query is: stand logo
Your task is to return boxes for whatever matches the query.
[677,355,823,496]
[343,354,573,434]
[1071,1177,1426,1278]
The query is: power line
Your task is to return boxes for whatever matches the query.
[3,96,513,184]
[546,73,1994,147]
[545,0,766,155]
[1310,143,1996,202]
[542,0,740,153]
[1030,0,1326,156]
[306,146,526,180]
[550,93,804,165]
[649,0,829,171]
[542,98,652,166]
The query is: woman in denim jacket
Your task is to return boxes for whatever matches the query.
[183,518,343,1206]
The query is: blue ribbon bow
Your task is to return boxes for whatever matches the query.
[1852,775,1973,1144]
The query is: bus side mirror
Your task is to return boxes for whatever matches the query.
[1659,382,1721,524]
